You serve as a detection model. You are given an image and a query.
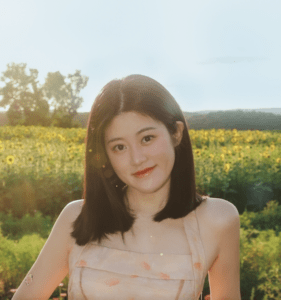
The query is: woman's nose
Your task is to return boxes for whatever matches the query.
[130,145,147,165]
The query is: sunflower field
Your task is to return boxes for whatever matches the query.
[0,125,281,214]
[0,125,281,299]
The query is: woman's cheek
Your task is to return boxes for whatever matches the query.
[149,138,164,152]
[113,156,127,174]
[152,139,170,155]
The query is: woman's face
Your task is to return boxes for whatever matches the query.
[104,111,184,195]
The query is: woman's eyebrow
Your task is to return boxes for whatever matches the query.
[107,127,157,144]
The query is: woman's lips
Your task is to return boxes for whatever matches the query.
[133,166,156,178]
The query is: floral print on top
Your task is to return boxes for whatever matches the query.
[68,208,207,300]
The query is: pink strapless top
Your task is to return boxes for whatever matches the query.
[68,208,207,300]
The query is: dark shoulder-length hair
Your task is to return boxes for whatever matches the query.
[71,74,207,246]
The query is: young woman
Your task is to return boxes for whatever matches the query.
[12,75,241,300]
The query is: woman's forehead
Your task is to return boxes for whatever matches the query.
[104,112,163,140]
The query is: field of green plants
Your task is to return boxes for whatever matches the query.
[0,125,280,299]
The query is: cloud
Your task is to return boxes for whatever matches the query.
[197,57,267,65]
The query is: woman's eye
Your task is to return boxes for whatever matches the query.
[113,145,125,152]
[112,135,155,152]
[143,135,155,143]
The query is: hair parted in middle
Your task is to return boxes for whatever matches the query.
[70,74,207,246]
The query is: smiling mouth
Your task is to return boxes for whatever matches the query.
[133,166,156,177]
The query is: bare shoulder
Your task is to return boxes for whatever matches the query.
[194,197,241,286]
[202,198,241,299]
[195,197,240,251]
[66,199,84,215]
[64,199,84,251]
[64,199,84,229]
[197,197,239,227]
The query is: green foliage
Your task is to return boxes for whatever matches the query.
[0,63,51,127]
[6,100,25,126]
[44,70,89,128]
[0,210,53,240]
[0,227,45,296]
[0,63,88,128]
[240,227,281,299]
[0,228,68,299]
[51,107,82,128]
[257,267,281,300]
[240,200,281,235]
[238,201,281,299]
[0,172,83,220]
[203,201,281,299]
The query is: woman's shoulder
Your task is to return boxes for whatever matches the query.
[63,200,85,252]
[196,197,239,227]
[65,199,84,221]
[67,199,84,208]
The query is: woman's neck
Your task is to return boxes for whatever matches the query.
[124,179,170,221]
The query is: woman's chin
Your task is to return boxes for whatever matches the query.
[128,178,170,195]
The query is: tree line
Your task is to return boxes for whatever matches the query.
[0,62,88,128]
[183,110,281,131]
[1,63,280,130]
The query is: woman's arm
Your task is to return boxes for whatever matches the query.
[12,200,79,300]
[208,199,241,300]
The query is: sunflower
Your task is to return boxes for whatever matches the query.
[27,156,34,163]
[6,155,15,165]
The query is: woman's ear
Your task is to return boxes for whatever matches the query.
[173,121,184,147]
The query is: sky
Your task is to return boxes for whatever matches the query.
[0,0,280,113]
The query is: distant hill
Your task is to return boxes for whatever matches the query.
[183,110,281,130]
[187,108,281,115]
[1,108,281,130]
